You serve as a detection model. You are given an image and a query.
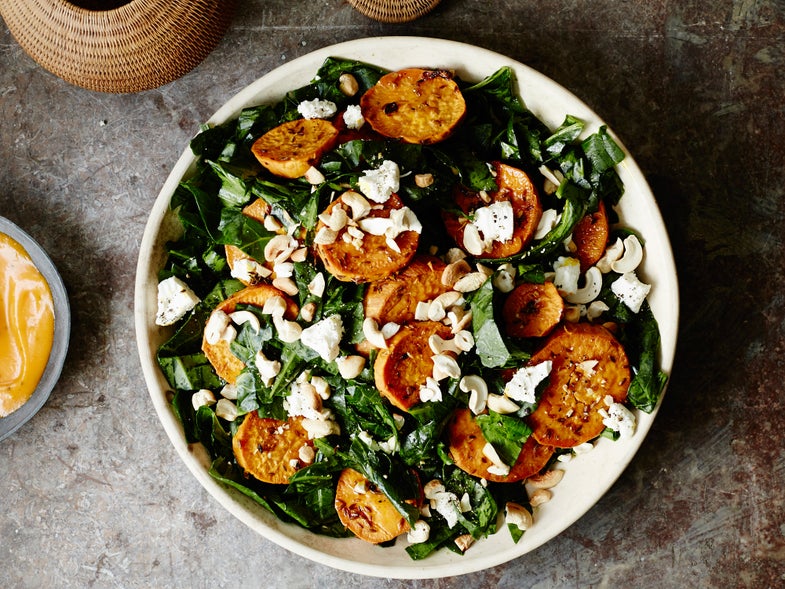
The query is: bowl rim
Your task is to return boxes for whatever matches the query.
[134,35,679,579]
[0,216,71,442]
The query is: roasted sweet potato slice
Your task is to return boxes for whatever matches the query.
[233,413,313,485]
[314,193,419,283]
[202,284,298,383]
[443,162,542,259]
[502,281,564,339]
[447,408,554,483]
[363,255,449,325]
[251,118,339,178]
[374,321,454,412]
[360,68,466,144]
[335,468,411,544]
[527,323,631,448]
[572,201,609,272]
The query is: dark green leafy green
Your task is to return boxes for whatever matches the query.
[154,55,667,561]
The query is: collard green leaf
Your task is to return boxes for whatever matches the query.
[469,280,511,368]
[475,412,532,466]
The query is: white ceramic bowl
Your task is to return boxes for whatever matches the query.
[134,36,678,579]
[0,216,70,442]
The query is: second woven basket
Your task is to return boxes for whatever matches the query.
[0,0,236,93]
[347,0,441,23]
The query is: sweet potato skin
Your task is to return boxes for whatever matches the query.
[334,468,410,544]
[233,413,313,485]
[447,408,554,483]
[373,321,454,412]
[443,162,542,259]
[202,284,298,383]
[573,201,609,272]
[251,118,339,178]
[502,281,564,339]
[527,323,631,448]
[314,193,419,283]
[360,68,466,144]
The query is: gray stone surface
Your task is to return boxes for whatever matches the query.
[1,0,783,587]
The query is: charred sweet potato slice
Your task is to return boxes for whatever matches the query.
[572,201,609,272]
[447,408,555,483]
[314,193,419,283]
[360,68,466,144]
[363,255,449,325]
[251,118,339,178]
[374,321,454,412]
[201,284,298,383]
[443,162,542,259]
[335,468,411,544]
[502,281,564,339]
[527,323,631,448]
[233,412,313,485]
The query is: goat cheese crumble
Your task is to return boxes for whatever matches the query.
[156,276,200,326]
[297,98,337,119]
[504,361,553,404]
[357,160,400,203]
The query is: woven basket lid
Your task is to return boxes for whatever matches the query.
[0,0,236,93]
[347,0,441,23]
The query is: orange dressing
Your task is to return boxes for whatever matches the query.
[0,233,55,417]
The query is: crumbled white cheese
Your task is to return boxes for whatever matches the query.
[378,434,398,454]
[425,484,460,528]
[156,276,200,326]
[230,258,270,283]
[472,201,514,246]
[553,256,581,295]
[357,160,400,203]
[576,359,598,377]
[343,104,365,129]
[300,314,343,362]
[406,520,431,544]
[600,401,637,438]
[285,381,323,421]
[285,374,341,439]
[308,272,326,297]
[611,271,652,313]
[504,361,553,404]
[297,98,337,119]
[357,430,380,451]
[388,206,422,235]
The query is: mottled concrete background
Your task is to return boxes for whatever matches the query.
[1,1,783,587]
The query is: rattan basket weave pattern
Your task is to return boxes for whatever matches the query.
[0,0,236,93]
[347,0,441,23]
